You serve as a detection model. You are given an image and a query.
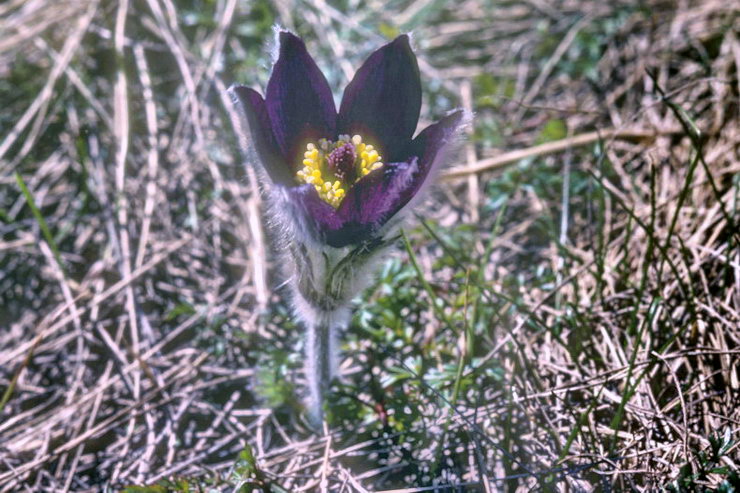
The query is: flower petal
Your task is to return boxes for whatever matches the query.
[266,31,337,166]
[322,158,418,247]
[404,109,465,199]
[228,85,293,185]
[284,184,344,236]
[337,35,421,162]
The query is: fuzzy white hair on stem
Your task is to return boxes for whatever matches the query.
[272,206,394,426]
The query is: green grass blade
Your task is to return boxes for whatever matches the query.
[15,171,66,278]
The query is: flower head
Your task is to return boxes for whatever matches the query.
[229,31,464,248]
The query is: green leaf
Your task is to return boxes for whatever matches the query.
[536,119,567,144]
[378,23,400,40]
[165,303,196,321]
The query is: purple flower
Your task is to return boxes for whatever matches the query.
[229,31,464,249]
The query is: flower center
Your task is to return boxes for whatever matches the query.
[296,134,384,208]
[327,142,357,183]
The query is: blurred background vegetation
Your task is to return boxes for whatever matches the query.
[1,0,739,491]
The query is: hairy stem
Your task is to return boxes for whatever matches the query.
[305,317,333,427]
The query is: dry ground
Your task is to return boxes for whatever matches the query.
[1,0,739,491]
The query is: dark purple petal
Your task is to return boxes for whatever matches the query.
[323,158,418,247]
[337,35,421,162]
[404,109,465,199]
[337,158,418,224]
[285,184,344,233]
[228,85,294,185]
[266,31,337,167]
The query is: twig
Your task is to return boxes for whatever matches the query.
[442,128,678,179]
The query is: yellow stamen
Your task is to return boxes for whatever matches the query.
[294,134,384,208]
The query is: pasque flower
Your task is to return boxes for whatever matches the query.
[229,31,464,426]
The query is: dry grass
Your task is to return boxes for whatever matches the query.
[1,0,738,491]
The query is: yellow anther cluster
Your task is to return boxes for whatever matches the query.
[295,134,384,208]
[296,143,346,207]
[351,134,384,177]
